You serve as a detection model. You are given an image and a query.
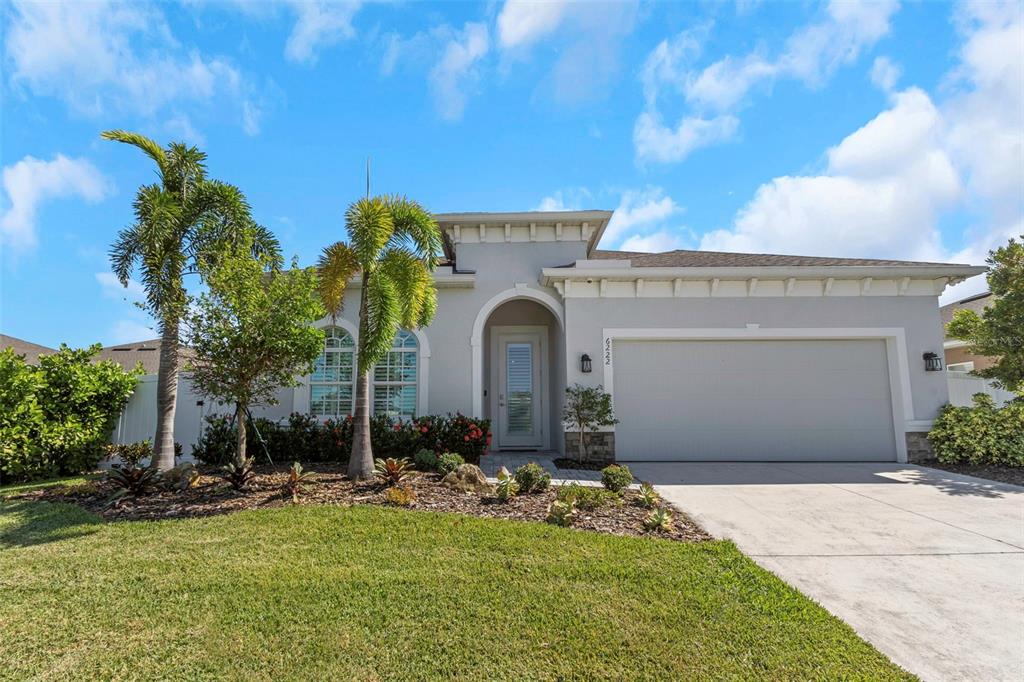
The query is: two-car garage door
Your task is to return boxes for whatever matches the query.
[612,339,897,462]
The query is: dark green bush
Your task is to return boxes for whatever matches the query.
[600,464,633,493]
[0,345,140,483]
[929,394,1024,466]
[513,462,551,493]
[414,449,438,471]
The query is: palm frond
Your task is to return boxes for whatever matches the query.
[101,130,168,180]
[109,225,144,286]
[379,247,435,329]
[384,195,442,269]
[360,272,400,373]
[317,242,360,318]
[346,197,393,267]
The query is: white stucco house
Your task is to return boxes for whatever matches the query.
[114,209,985,464]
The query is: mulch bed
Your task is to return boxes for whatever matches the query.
[552,458,606,471]
[12,464,710,543]
[921,461,1024,487]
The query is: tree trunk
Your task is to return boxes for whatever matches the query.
[580,427,589,464]
[235,402,247,468]
[151,321,180,470]
[348,274,374,480]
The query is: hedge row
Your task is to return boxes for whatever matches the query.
[929,394,1024,467]
[192,412,492,466]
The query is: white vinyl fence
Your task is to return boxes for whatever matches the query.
[111,374,226,464]
[946,371,1017,407]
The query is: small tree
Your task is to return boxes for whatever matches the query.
[184,232,325,467]
[947,235,1024,394]
[562,384,618,463]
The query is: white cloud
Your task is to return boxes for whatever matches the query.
[699,1,1022,304]
[636,0,899,163]
[497,0,570,49]
[1,154,112,253]
[5,0,262,133]
[604,187,681,246]
[534,187,592,211]
[701,88,960,261]
[164,114,206,147]
[633,112,739,164]
[429,23,490,121]
[283,0,362,65]
[620,231,688,253]
[870,56,901,92]
[96,272,145,302]
[497,0,638,105]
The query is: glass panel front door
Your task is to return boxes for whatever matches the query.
[505,343,533,433]
[497,332,543,448]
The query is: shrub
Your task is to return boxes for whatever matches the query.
[284,462,314,503]
[107,441,153,469]
[556,483,619,511]
[223,457,257,491]
[929,394,1024,466]
[644,506,675,533]
[496,466,519,501]
[546,500,576,527]
[637,482,660,509]
[437,452,464,477]
[0,345,140,482]
[513,462,551,494]
[374,457,412,486]
[107,465,163,506]
[414,448,439,471]
[601,465,633,493]
[384,484,416,506]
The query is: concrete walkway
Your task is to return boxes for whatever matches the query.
[479,452,605,485]
[631,462,1024,682]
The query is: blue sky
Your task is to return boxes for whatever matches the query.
[1,0,1021,348]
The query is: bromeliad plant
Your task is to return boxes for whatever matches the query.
[317,196,443,480]
[637,482,660,509]
[223,456,257,491]
[284,462,315,503]
[107,465,164,507]
[644,506,675,533]
[374,457,413,486]
[495,466,520,502]
[546,500,576,527]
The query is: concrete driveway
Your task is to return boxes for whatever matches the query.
[631,462,1024,682]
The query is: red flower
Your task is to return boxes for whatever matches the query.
[463,435,470,442]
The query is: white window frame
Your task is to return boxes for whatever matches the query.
[293,319,431,419]
[947,361,975,373]
[308,326,356,419]
[372,330,419,420]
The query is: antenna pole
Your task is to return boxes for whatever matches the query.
[366,157,371,199]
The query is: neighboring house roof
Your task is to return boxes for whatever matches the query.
[940,291,993,330]
[588,249,959,268]
[0,334,57,364]
[97,338,193,375]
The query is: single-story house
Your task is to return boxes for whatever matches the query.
[1,334,56,364]
[117,209,986,464]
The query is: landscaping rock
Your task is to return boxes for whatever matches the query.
[441,464,494,494]
[164,462,199,491]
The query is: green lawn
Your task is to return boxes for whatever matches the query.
[0,493,913,680]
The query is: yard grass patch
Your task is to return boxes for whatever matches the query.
[0,498,913,680]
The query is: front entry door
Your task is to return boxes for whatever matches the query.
[497,331,543,448]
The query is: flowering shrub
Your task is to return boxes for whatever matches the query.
[191,412,491,465]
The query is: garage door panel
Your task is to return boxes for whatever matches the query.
[613,339,897,462]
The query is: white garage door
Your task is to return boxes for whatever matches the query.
[613,339,897,462]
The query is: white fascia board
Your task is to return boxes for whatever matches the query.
[541,264,987,284]
[434,210,613,254]
[345,270,475,289]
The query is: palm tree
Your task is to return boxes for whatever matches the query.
[318,195,442,480]
[104,130,280,470]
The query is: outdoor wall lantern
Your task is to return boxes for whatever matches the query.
[581,353,593,373]
[923,352,943,372]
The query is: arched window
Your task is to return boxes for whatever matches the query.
[372,330,418,419]
[310,327,354,418]
[309,328,419,420]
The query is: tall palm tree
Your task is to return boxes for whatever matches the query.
[104,130,280,470]
[318,195,442,480]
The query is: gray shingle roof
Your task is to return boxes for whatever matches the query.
[1,334,57,365]
[589,249,960,268]
[940,291,993,328]
[97,338,193,375]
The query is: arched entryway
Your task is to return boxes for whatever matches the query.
[471,289,564,452]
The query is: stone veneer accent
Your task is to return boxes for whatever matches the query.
[564,431,615,465]
[905,431,934,463]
